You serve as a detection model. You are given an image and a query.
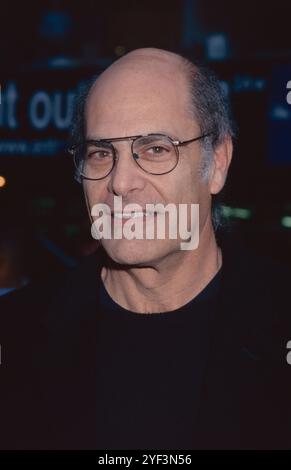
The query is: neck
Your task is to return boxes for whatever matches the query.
[101,224,222,314]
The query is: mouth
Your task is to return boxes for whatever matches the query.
[112,211,157,219]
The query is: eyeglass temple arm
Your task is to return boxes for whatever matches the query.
[175,133,211,147]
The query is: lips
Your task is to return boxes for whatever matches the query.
[112,211,157,219]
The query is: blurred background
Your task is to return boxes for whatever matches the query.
[0,0,291,292]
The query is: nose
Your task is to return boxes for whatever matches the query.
[107,142,146,198]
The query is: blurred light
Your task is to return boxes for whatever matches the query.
[222,205,252,220]
[0,175,6,188]
[271,105,290,121]
[206,33,231,61]
[233,208,252,219]
[40,11,72,39]
[47,56,77,68]
[37,235,76,268]
[181,0,203,48]
[115,46,126,57]
[281,216,291,228]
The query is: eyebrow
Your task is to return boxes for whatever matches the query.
[86,131,180,141]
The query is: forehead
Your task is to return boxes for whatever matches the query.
[85,57,195,138]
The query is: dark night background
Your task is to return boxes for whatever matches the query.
[0,0,291,287]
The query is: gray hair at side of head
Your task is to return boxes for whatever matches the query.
[181,57,235,181]
[181,58,236,232]
[70,76,97,149]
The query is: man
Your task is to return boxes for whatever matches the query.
[1,48,291,450]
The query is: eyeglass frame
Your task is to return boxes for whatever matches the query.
[68,132,211,181]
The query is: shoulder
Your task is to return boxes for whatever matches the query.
[201,230,291,448]
[218,229,290,309]
[0,249,103,380]
[216,229,291,370]
[0,249,102,320]
[0,250,103,449]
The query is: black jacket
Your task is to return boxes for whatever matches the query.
[1,232,291,449]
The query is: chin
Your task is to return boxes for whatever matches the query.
[100,238,175,267]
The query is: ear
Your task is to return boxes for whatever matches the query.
[209,135,233,195]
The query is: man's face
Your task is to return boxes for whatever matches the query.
[83,52,212,266]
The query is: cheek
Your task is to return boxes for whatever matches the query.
[83,181,106,207]
[171,155,204,201]
[170,172,202,204]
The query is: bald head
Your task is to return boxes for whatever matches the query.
[91,47,191,92]
[104,48,190,82]
[106,47,187,68]
[85,48,195,141]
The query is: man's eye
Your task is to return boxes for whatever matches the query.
[88,150,110,159]
[150,146,167,154]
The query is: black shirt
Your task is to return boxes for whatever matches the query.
[95,268,222,449]
[1,234,291,449]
